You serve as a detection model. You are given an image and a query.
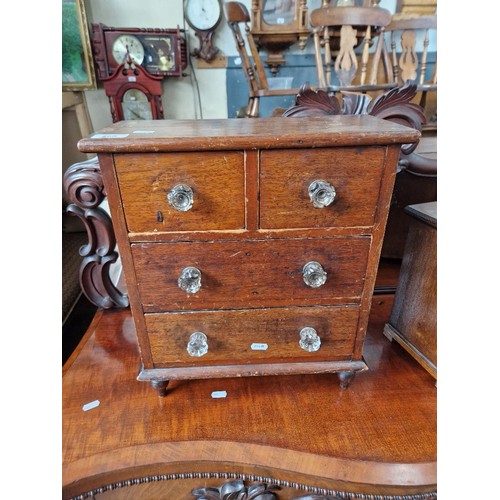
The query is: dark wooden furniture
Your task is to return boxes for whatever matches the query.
[383,201,437,379]
[63,156,129,310]
[100,53,165,122]
[90,24,188,79]
[62,295,437,499]
[78,116,419,396]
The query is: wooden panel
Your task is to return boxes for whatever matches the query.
[147,305,360,366]
[260,147,386,229]
[131,237,371,312]
[114,151,245,233]
[385,204,437,375]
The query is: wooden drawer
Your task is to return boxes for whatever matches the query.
[132,237,370,312]
[114,151,245,233]
[146,305,360,366]
[260,147,386,229]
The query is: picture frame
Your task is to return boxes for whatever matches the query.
[62,0,97,91]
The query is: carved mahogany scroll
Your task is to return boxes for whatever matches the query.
[283,82,435,177]
[63,156,129,309]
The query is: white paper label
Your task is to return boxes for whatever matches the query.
[128,76,137,82]
[251,343,269,351]
[211,391,227,399]
[132,130,155,134]
[82,400,100,411]
[91,133,129,139]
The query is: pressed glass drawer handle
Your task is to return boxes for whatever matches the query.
[187,332,208,357]
[168,184,194,211]
[178,266,202,293]
[299,327,322,352]
[302,261,327,288]
[308,180,336,208]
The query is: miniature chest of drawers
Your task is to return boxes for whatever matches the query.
[78,115,419,396]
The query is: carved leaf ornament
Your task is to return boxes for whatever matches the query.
[283,81,426,158]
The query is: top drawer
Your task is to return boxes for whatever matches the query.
[114,151,245,233]
[260,147,386,229]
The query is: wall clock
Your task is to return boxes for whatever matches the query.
[91,24,188,80]
[101,54,164,123]
[251,0,309,74]
[184,0,223,62]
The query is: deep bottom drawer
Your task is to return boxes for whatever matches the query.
[146,305,360,367]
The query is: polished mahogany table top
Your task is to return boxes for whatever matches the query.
[62,296,436,499]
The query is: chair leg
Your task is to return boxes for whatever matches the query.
[247,96,260,118]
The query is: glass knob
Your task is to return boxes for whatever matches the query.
[299,327,322,352]
[178,266,202,293]
[168,184,194,211]
[187,332,208,357]
[302,261,327,288]
[308,180,336,208]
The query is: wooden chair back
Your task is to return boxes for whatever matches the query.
[310,5,394,92]
[224,1,302,117]
[383,14,437,127]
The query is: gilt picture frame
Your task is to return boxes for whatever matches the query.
[62,0,97,91]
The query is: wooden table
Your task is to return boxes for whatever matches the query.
[62,296,436,499]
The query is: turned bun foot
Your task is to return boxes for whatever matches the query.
[151,380,169,397]
[338,371,356,389]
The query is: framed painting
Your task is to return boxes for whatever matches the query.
[62,0,97,91]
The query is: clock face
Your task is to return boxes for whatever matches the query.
[185,0,222,31]
[121,89,153,120]
[262,0,297,25]
[112,34,145,65]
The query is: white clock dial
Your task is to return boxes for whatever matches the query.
[122,89,153,120]
[185,0,221,31]
[112,34,145,65]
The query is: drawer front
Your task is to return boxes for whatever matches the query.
[132,237,370,312]
[260,147,386,229]
[114,151,245,233]
[146,306,360,366]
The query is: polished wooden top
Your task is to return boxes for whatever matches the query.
[77,115,420,153]
[62,296,436,498]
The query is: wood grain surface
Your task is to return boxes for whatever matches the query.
[384,202,437,377]
[131,237,370,311]
[62,295,436,499]
[146,305,360,366]
[260,147,385,229]
[115,151,245,233]
[77,115,420,153]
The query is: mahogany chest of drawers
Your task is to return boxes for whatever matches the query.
[78,115,419,396]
